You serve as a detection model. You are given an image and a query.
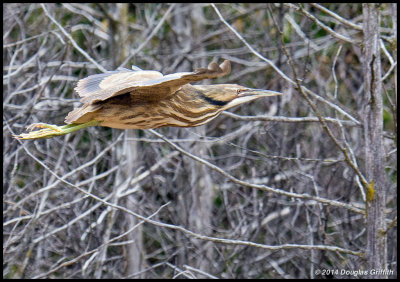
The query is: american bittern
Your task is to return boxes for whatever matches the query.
[13,60,280,139]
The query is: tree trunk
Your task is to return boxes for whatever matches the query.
[362,3,387,278]
[112,4,145,277]
[171,4,215,274]
[123,130,144,278]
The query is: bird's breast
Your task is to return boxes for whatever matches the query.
[97,94,222,129]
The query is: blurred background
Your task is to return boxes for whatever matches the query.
[3,3,397,278]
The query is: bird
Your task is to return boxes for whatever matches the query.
[13,60,281,139]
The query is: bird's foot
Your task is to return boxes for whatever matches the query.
[26,123,64,132]
[13,123,65,140]
[12,120,100,140]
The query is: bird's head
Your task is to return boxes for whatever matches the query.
[193,84,281,111]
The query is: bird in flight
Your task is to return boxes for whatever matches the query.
[13,60,280,139]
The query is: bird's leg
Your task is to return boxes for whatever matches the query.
[12,120,100,140]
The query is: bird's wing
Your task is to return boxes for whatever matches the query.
[76,60,231,105]
[75,69,164,102]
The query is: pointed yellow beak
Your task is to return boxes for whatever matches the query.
[223,88,281,110]
[238,88,281,98]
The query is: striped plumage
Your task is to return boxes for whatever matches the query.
[13,60,281,139]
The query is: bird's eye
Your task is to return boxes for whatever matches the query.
[236,89,242,95]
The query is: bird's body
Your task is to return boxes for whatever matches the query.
[13,60,281,139]
[68,84,254,129]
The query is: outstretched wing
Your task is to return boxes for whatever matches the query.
[75,60,231,105]
[75,69,163,102]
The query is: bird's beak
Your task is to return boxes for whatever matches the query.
[224,88,281,110]
[238,88,281,98]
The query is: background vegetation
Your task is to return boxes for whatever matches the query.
[3,3,397,278]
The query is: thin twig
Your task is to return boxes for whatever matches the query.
[149,129,364,215]
[211,3,360,125]
[41,3,107,73]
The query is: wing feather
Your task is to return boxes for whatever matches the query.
[76,60,231,104]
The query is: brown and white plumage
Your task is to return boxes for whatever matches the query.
[14,60,280,139]
[66,60,231,126]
